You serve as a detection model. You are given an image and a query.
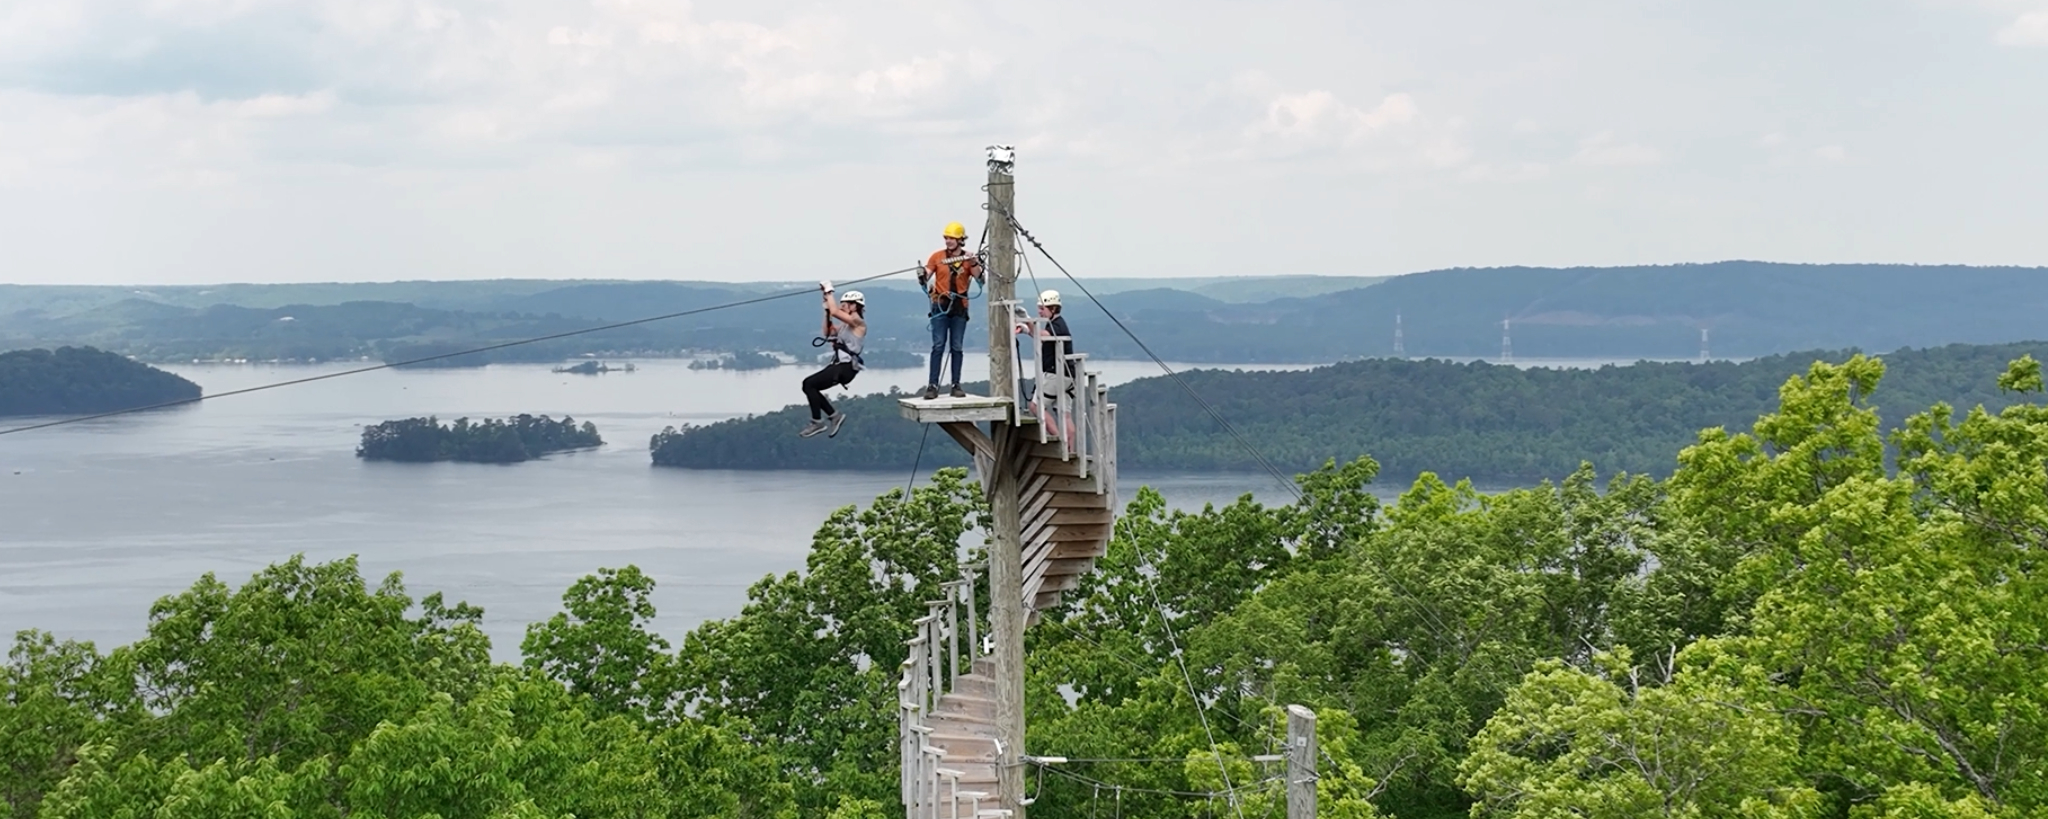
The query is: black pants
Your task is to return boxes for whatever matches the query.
[803,362,859,419]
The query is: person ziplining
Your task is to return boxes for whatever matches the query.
[920,221,985,400]
[799,282,865,438]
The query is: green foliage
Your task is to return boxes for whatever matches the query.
[0,346,200,416]
[17,345,2048,818]
[1459,649,1807,819]
[674,466,990,812]
[655,342,2048,481]
[357,414,603,463]
[521,566,678,722]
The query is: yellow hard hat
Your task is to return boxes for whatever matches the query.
[942,222,968,239]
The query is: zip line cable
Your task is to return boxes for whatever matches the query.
[983,213,1250,819]
[992,208,1302,504]
[996,213,1375,785]
[0,263,928,438]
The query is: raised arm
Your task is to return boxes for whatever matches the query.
[818,282,863,331]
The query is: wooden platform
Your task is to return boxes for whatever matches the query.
[897,394,1014,424]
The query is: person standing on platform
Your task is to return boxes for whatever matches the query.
[920,221,983,399]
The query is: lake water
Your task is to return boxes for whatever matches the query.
[0,357,1357,659]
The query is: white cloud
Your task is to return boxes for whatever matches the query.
[233,92,335,118]
[3,1,2047,285]
[1572,131,1662,166]
[1997,10,2048,45]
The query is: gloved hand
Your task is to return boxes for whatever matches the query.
[819,280,833,292]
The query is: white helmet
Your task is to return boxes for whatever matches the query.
[840,290,865,305]
[1037,289,1061,308]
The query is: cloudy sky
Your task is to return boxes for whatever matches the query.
[2,0,2044,285]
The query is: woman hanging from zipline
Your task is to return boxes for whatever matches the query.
[800,281,866,438]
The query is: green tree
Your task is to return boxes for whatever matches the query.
[1460,648,1809,819]
[1663,356,2048,813]
[0,632,119,819]
[675,466,988,812]
[522,566,679,722]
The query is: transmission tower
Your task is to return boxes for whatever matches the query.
[1699,327,1710,362]
[1500,317,1513,363]
[1393,313,1405,356]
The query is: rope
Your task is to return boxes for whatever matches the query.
[0,264,925,438]
[903,424,932,503]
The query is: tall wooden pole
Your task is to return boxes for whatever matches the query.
[1286,705,1317,819]
[984,145,1027,819]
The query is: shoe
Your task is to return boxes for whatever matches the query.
[949,384,966,398]
[799,419,828,438]
[827,412,848,438]
[922,384,940,400]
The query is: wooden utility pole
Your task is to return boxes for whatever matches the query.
[1286,705,1317,819]
[983,144,1028,819]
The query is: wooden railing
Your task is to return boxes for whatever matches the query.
[899,563,992,819]
[1000,300,1117,496]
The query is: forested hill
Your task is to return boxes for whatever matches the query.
[651,341,2048,482]
[11,263,2048,365]
[1080,262,2048,362]
[0,346,201,416]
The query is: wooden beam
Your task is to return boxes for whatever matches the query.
[939,421,994,462]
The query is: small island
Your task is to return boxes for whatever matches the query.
[553,360,636,375]
[357,414,603,463]
[688,350,782,371]
[0,345,203,416]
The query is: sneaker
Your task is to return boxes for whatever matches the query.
[922,384,940,400]
[949,384,967,398]
[799,419,828,438]
[826,412,848,438]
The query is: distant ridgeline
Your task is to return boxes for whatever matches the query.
[358,415,603,463]
[12,263,2048,365]
[0,345,201,416]
[650,341,2048,483]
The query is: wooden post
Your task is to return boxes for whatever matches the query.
[1287,705,1317,819]
[986,146,1017,404]
[984,145,1028,819]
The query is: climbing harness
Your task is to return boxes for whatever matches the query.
[811,334,865,369]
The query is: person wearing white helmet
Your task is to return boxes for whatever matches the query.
[801,281,866,438]
[1015,288,1076,440]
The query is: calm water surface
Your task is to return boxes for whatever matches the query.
[0,358,1337,658]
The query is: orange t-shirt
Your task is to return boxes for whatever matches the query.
[925,250,981,314]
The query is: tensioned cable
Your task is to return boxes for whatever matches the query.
[0,263,931,438]
[997,212,1386,782]
[992,207,1301,503]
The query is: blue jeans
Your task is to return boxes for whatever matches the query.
[928,311,968,386]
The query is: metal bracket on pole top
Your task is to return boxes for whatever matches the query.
[986,144,1015,173]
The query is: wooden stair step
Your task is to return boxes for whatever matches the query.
[1026,457,1088,477]
[950,674,996,696]
[1045,523,1111,543]
[1040,491,1111,509]
[1043,509,1113,529]
[1033,474,1100,493]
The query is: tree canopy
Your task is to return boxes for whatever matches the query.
[652,341,2048,482]
[357,415,603,463]
[0,346,200,417]
[12,349,2048,817]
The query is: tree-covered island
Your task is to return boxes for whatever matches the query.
[0,345,202,416]
[356,414,604,463]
